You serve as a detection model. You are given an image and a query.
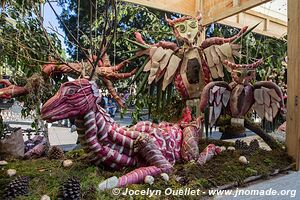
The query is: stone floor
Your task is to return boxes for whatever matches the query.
[216,171,300,199]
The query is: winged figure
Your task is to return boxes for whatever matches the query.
[199,59,284,149]
[131,14,247,100]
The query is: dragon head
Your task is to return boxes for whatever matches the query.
[41,79,101,122]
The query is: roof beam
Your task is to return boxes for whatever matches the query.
[220,10,287,38]
[202,0,271,25]
[121,0,196,16]
[121,0,286,38]
[121,0,271,25]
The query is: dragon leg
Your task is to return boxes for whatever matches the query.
[181,126,200,161]
[99,134,173,190]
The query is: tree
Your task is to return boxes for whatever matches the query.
[58,0,174,60]
[0,1,64,127]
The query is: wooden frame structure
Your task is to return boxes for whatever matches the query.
[286,0,300,170]
[121,0,300,170]
[220,10,286,38]
[122,1,287,38]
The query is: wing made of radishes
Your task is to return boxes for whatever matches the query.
[200,81,231,126]
[252,81,284,122]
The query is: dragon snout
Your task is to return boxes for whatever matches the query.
[41,94,65,122]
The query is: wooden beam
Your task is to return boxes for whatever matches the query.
[121,0,196,16]
[219,10,287,38]
[202,0,271,25]
[286,0,300,170]
[121,0,271,23]
[120,0,287,38]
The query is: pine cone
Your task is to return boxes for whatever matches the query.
[58,177,81,200]
[249,139,260,152]
[235,140,249,150]
[3,176,29,200]
[82,185,96,200]
[48,146,64,160]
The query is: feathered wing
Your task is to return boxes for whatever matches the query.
[199,81,231,126]
[203,43,240,79]
[201,26,248,80]
[143,46,181,90]
[252,81,284,122]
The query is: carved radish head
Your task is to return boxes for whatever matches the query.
[231,68,256,85]
[224,59,263,85]
[165,14,202,45]
[41,79,101,122]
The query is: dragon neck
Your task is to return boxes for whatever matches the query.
[75,106,115,150]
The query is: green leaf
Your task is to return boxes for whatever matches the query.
[127,58,150,86]
[124,38,149,49]
[136,73,149,95]
[232,22,261,44]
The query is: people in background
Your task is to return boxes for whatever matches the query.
[106,96,117,117]
[120,93,126,106]
[124,90,130,101]
[100,94,107,108]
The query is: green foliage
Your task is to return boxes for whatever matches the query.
[0,1,66,130]
[0,2,62,78]
[58,0,174,60]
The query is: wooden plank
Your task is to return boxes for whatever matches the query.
[202,0,271,25]
[121,0,271,22]
[219,10,287,38]
[121,0,196,16]
[120,0,287,38]
[286,0,300,170]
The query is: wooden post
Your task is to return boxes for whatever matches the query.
[286,0,300,170]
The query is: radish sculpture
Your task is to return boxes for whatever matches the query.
[41,79,221,190]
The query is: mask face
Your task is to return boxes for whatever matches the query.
[174,19,199,44]
[232,68,256,85]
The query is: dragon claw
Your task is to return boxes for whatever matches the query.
[98,176,119,191]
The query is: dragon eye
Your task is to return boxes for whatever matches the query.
[247,71,252,76]
[66,88,76,96]
[236,71,242,77]
[189,21,197,28]
[177,24,187,33]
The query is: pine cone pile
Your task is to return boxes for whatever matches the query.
[48,146,64,160]
[235,140,249,150]
[58,177,81,200]
[249,139,260,151]
[82,185,96,200]
[235,139,260,155]
[3,176,29,200]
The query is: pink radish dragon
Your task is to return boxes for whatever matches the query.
[41,79,221,190]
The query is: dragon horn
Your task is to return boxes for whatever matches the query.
[224,59,263,69]
[196,13,202,21]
